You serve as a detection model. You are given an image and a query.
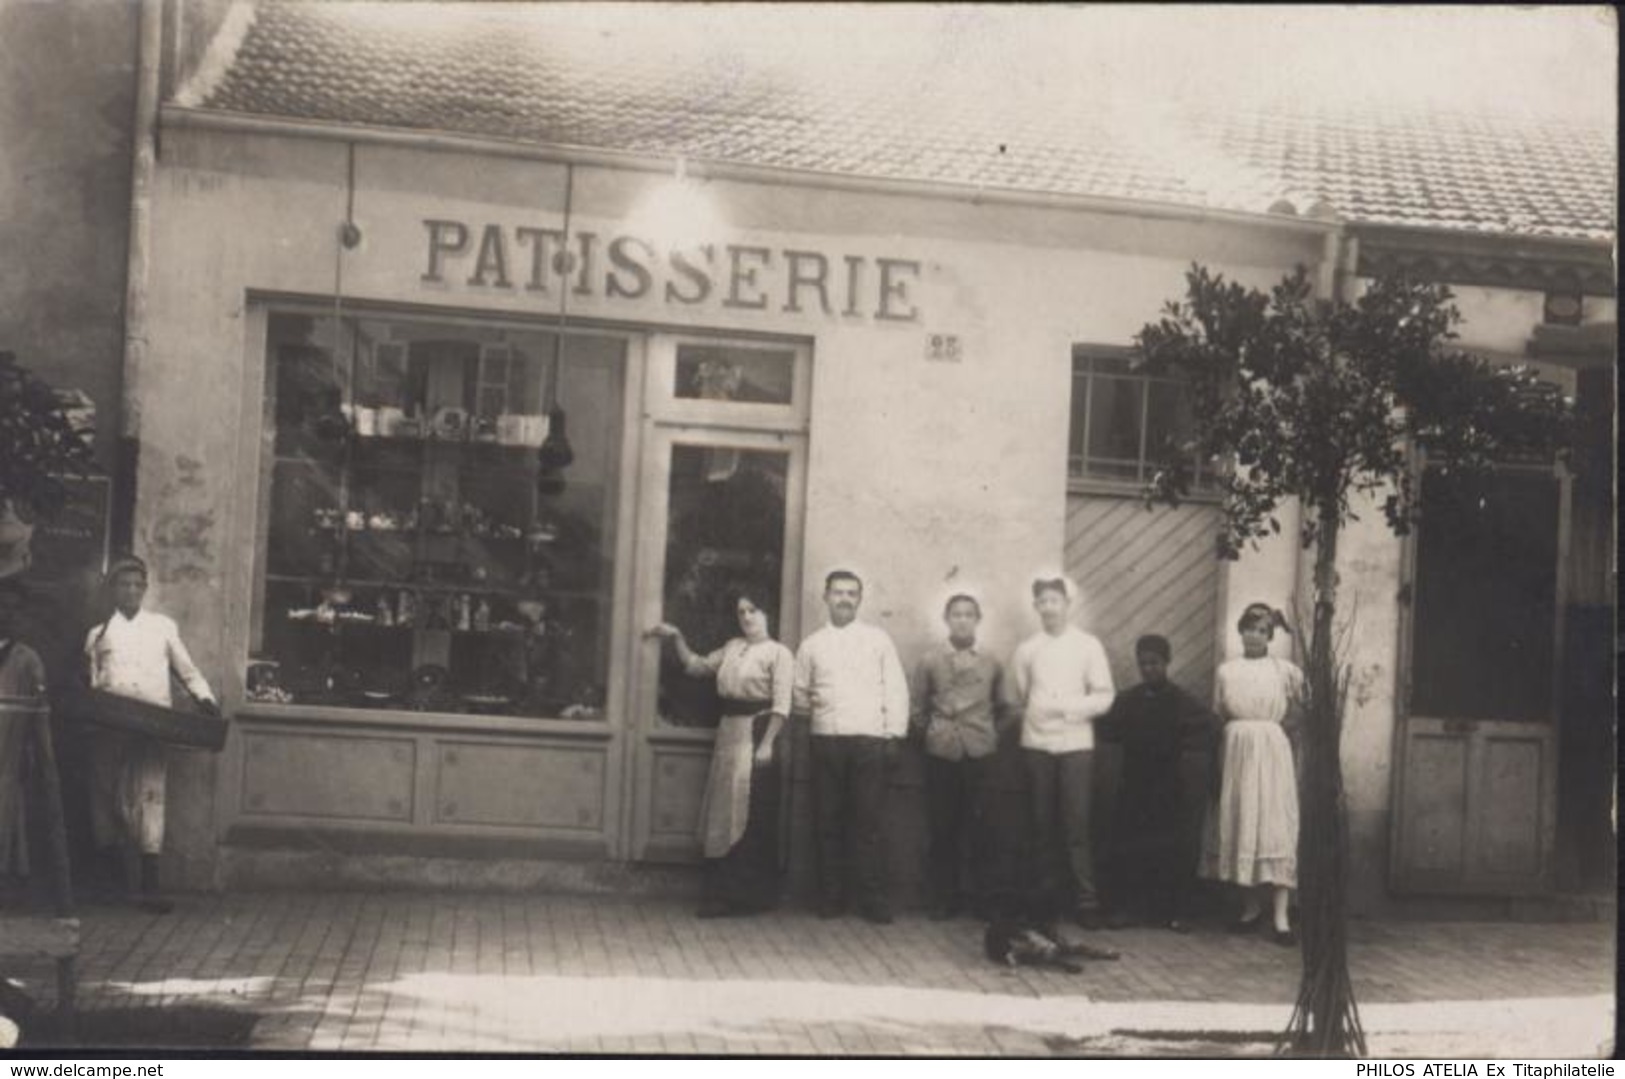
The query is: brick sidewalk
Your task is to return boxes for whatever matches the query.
[6,892,1615,1056]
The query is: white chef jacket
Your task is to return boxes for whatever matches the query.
[792,620,909,739]
[85,608,215,708]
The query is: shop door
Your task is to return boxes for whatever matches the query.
[1391,464,1566,895]
[622,336,810,862]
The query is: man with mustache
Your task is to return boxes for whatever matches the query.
[792,569,909,923]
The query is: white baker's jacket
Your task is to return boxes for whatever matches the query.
[85,609,215,708]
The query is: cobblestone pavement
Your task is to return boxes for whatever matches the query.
[6,892,1615,1056]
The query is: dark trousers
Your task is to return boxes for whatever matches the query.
[810,734,888,913]
[1023,747,1098,918]
[925,753,995,909]
[1111,751,1204,921]
[704,715,783,911]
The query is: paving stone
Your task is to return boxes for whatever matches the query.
[12,891,1610,1055]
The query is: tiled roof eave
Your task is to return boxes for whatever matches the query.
[160,104,1344,236]
[1352,220,1617,257]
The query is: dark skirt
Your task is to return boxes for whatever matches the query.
[703,712,783,912]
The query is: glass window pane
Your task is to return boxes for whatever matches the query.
[674,344,795,405]
[1068,371,1089,475]
[657,445,789,728]
[1144,380,1193,462]
[254,312,624,720]
[1075,350,1134,376]
[1086,376,1143,469]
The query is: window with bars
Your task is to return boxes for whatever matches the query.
[1067,347,1210,492]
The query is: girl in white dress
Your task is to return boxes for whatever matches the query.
[1199,602,1303,945]
[651,589,793,918]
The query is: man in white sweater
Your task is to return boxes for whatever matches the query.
[792,569,909,923]
[1007,577,1115,928]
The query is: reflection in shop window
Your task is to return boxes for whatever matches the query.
[249,311,624,720]
[657,445,790,728]
[674,344,795,405]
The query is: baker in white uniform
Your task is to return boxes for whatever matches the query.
[85,554,217,911]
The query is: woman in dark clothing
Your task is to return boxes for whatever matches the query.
[1099,634,1217,931]
[650,589,793,917]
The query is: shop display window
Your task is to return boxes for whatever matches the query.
[249,311,625,719]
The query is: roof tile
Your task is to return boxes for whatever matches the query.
[183,2,1615,242]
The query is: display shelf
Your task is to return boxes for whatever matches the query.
[264,573,606,604]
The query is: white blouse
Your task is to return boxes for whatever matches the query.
[693,637,794,716]
[1214,655,1303,725]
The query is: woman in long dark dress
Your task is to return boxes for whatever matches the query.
[651,589,793,918]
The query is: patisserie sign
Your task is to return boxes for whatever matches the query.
[419,219,923,323]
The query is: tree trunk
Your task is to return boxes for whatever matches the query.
[1282,505,1367,1055]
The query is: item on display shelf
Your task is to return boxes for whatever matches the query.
[313,507,342,531]
[432,406,469,441]
[376,406,407,437]
[245,661,294,704]
[352,406,378,437]
[537,406,574,470]
[345,509,367,532]
[472,415,498,442]
[376,595,395,626]
[454,593,473,632]
[396,589,416,627]
[559,682,603,719]
[408,664,451,711]
[498,413,548,447]
[473,598,492,632]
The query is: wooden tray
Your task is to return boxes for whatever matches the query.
[67,687,228,751]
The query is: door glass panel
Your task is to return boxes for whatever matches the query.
[1411,466,1560,721]
[673,344,795,405]
[656,444,789,728]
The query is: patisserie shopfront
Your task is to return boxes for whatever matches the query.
[142,114,1328,887]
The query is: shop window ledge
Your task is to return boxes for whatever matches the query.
[232,703,615,739]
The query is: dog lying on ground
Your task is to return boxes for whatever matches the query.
[983,918,1120,973]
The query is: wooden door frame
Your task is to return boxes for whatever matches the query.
[620,333,811,863]
[1388,449,1571,895]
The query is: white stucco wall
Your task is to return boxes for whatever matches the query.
[143,126,1327,882]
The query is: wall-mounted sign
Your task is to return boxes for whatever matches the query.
[24,474,112,584]
[420,219,924,323]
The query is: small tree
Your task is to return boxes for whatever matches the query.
[0,350,97,568]
[1134,266,1570,1056]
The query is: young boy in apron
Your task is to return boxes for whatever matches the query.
[85,555,217,912]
